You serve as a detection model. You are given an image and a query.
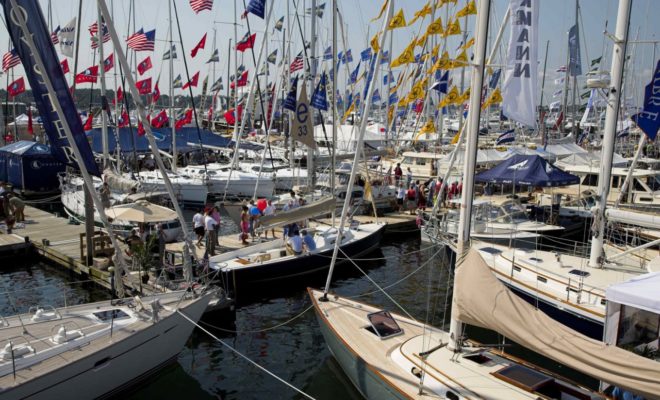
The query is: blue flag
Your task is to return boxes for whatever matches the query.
[2,0,100,176]
[430,71,449,94]
[311,72,328,111]
[496,129,515,145]
[350,62,360,84]
[388,92,398,105]
[323,46,332,60]
[360,48,372,62]
[372,89,381,104]
[283,76,298,112]
[568,24,582,76]
[247,0,265,18]
[380,50,389,64]
[489,68,501,89]
[383,71,394,85]
[632,59,660,140]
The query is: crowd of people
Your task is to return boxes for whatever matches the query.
[394,172,463,215]
[0,181,26,233]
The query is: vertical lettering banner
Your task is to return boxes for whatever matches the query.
[1,0,100,175]
[502,0,539,128]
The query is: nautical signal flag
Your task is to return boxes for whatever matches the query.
[50,25,60,44]
[360,48,372,62]
[267,49,278,64]
[152,81,161,103]
[75,65,99,83]
[60,59,70,74]
[481,88,503,110]
[136,77,152,94]
[182,71,200,90]
[175,108,193,130]
[350,62,361,84]
[118,108,129,128]
[137,115,150,136]
[210,77,223,92]
[236,33,256,52]
[408,2,432,26]
[246,0,265,19]
[430,71,449,94]
[189,0,213,13]
[7,77,25,97]
[323,46,332,60]
[2,49,20,71]
[283,76,298,112]
[456,0,477,17]
[274,16,284,31]
[496,129,515,145]
[151,110,169,128]
[224,105,243,125]
[290,52,304,73]
[207,49,219,63]
[173,74,182,88]
[230,71,248,89]
[191,33,207,58]
[137,56,152,75]
[163,44,177,60]
[103,53,114,72]
[127,28,156,52]
[311,71,328,111]
[83,113,94,131]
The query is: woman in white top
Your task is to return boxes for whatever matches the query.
[263,200,276,239]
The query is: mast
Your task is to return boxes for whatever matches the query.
[169,0,176,172]
[588,0,631,267]
[571,0,579,138]
[307,0,316,191]
[331,0,337,225]
[450,0,491,351]
[97,6,110,169]
[539,40,549,146]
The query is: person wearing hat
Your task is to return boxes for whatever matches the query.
[301,229,316,252]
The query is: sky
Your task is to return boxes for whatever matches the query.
[0,0,658,108]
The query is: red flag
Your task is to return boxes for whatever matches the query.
[152,81,161,103]
[7,77,25,97]
[175,108,193,130]
[103,53,114,72]
[236,33,256,52]
[27,107,33,135]
[60,59,70,74]
[83,113,94,130]
[118,108,129,127]
[223,104,243,125]
[137,56,152,75]
[230,70,248,89]
[151,110,169,128]
[414,99,423,114]
[113,86,124,105]
[191,33,207,58]
[136,77,152,94]
[137,115,151,136]
[182,71,199,90]
[75,65,99,84]
[207,106,213,123]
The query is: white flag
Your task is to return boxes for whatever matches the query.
[502,0,539,128]
[580,89,596,125]
[291,83,317,149]
[59,17,76,57]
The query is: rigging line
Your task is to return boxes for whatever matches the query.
[171,0,208,175]
[199,305,314,334]
[338,247,416,321]
[176,310,316,400]
[309,243,441,261]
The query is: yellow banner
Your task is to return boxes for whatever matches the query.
[371,0,389,22]
[408,2,432,26]
[388,8,407,30]
[456,0,477,18]
[370,32,381,54]
[426,16,443,35]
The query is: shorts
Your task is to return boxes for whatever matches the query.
[397,198,404,205]
[194,226,204,236]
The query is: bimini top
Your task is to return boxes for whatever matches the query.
[606,271,660,314]
[475,154,580,187]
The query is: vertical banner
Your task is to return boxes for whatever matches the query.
[568,24,582,76]
[59,17,76,57]
[501,0,539,128]
[1,0,101,176]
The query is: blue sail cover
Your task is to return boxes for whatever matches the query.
[1,0,100,176]
[0,141,65,193]
[86,127,262,153]
[475,154,579,187]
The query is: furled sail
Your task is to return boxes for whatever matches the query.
[452,249,660,399]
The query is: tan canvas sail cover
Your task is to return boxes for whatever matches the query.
[104,168,138,192]
[258,196,335,230]
[452,249,660,399]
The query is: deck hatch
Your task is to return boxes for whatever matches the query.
[366,310,403,339]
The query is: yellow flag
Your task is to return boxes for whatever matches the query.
[387,106,394,124]
[453,49,468,67]
[420,118,436,134]
[461,37,475,50]
[415,34,428,48]
[390,43,415,68]
[371,0,389,22]
[342,102,355,123]
[406,78,427,102]
[437,0,458,6]
[456,87,470,104]
[439,85,459,108]
[426,16,443,35]
[450,128,462,144]
[481,88,503,110]
[456,0,477,18]
[443,18,461,37]
[430,51,451,72]
[370,32,381,54]
[397,97,410,107]
[388,9,407,30]
[408,2,432,26]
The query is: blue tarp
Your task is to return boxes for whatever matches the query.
[475,154,580,187]
[0,141,65,193]
[85,127,262,154]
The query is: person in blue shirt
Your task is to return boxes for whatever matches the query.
[301,229,316,252]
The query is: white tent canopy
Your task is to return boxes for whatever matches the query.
[606,271,660,314]
[544,143,588,158]
[556,151,627,169]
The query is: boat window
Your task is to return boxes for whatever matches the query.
[633,178,649,192]
[479,247,503,255]
[647,176,660,191]
[529,257,542,263]
[446,391,459,400]
[568,269,590,277]
[615,305,660,355]
[582,174,599,186]
[402,157,414,164]
[537,276,547,283]
[417,159,426,165]
[513,265,521,272]
[366,310,404,339]
[93,309,130,322]
[463,353,492,364]
[493,364,553,392]
[501,202,527,220]
[611,176,620,189]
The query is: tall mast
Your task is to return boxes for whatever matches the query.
[571,0,579,138]
[97,6,109,169]
[450,0,491,351]
[588,0,632,267]
[331,0,337,225]
[307,0,316,190]
[169,0,176,172]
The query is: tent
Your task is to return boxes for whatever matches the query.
[0,141,65,194]
[555,151,627,169]
[544,143,588,158]
[475,154,580,187]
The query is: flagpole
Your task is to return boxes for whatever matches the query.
[97,6,110,169]
[111,0,121,171]
[169,0,176,172]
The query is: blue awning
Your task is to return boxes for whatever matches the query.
[475,154,580,187]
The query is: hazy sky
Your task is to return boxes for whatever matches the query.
[0,0,658,106]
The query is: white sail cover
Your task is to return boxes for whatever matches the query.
[258,196,335,229]
[452,249,660,399]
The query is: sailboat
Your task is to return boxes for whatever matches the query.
[310,1,660,399]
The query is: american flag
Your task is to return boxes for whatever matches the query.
[89,21,110,49]
[189,0,213,13]
[51,25,60,45]
[2,49,20,71]
[127,28,156,52]
[289,52,303,73]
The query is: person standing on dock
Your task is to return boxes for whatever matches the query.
[193,209,205,247]
[263,200,276,239]
[394,163,402,185]
[204,209,217,255]
[7,193,24,222]
[240,206,250,245]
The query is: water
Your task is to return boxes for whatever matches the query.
[0,224,596,399]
